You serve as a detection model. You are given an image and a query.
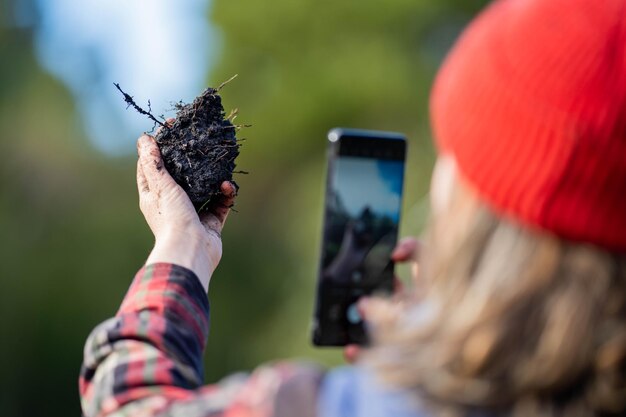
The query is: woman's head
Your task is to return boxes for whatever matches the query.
[431,0,626,253]
[368,164,626,415]
[366,0,626,414]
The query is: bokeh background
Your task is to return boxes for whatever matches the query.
[0,0,488,415]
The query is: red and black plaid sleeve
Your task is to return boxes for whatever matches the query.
[79,263,322,417]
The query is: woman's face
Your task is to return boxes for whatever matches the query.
[397,155,458,287]
[430,154,457,216]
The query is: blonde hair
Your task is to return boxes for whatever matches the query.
[366,177,626,416]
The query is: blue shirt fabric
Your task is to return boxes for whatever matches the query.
[319,366,432,417]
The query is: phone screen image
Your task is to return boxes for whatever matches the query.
[313,129,406,346]
[322,157,404,287]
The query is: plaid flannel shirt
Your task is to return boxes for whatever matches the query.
[80,263,322,417]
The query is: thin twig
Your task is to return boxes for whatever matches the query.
[217,74,238,91]
[197,197,213,213]
[226,108,239,122]
[114,83,165,127]
[222,124,252,130]
[212,150,229,164]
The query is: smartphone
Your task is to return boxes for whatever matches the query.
[312,128,406,346]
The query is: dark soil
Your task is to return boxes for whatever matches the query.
[115,82,244,211]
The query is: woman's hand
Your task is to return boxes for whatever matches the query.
[343,237,420,363]
[137,134,236,291]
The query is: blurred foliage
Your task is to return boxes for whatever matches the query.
[0,0,487,416]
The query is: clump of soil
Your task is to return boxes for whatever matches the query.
[115,79,245,211]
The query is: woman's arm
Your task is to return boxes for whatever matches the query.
[79,134,234,416]
[80,263,211,416]
[79,135,322,417]
[79,262,322,417]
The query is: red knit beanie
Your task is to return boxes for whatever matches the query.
[431,0,626,253]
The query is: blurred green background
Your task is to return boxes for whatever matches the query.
[0,0,487,415]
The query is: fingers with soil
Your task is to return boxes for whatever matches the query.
[156,118,176,136]
[138,135,176,192]
[136,159,149,194]
[204,181,238,226]
[220,181,237,203]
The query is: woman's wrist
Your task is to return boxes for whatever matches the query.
[145,227,218,292]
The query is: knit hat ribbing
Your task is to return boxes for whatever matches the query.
[431,0,626,252]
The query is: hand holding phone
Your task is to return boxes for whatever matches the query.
[312,128,407,346]
[343,237,420,362]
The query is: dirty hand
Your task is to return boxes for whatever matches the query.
[137,134,236,291]
[343,237,420,363]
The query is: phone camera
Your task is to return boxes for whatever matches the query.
[346,302,362,324]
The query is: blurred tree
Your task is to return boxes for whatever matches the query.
[206,0,488,382]
[0,9,151,416]
[0,0,487,416]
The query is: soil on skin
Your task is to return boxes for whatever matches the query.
[154,87,240,210]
